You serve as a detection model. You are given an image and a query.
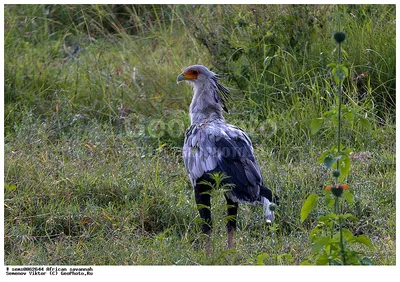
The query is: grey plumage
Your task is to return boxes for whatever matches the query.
[182,121,263,202]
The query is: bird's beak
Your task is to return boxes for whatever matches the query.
[177,72,198,83]
[177,73,185,83]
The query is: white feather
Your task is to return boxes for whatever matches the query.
[262,197,275,223]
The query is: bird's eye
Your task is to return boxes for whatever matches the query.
[192,70,199,75]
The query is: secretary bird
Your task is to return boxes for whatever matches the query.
[177,65,279,251]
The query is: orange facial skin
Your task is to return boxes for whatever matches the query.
[177,68,200,82]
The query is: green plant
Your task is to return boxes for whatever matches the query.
[301,14,375,265]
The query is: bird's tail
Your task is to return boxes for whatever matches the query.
[261,196,275,223]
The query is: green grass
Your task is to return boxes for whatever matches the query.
[4,4,396,265]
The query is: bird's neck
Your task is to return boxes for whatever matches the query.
[190,82,225,125]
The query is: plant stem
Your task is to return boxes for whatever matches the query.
[336,8,343,171]
[336,50,343,171]
[336,12,345,264]
[335,196,346,264]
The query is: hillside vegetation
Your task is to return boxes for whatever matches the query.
[4,4,395,265]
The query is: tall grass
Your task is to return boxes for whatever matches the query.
[4,4,396,265]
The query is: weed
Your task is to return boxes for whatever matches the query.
[301,12,376,265]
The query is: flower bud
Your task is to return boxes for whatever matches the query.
[269,203,276,212]
[334,32,346,43]
[332,170,341,178]
[331,185,344,197]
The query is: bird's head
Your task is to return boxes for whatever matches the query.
[176,65,214,83]
[177,65,231,112]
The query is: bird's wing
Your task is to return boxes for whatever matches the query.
[215,124,263,202]
[183,122,263,202]
[183,123,219,185]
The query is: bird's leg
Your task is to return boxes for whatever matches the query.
[225,195,238,249]
[195,183,212,253]
[204,230,212,255]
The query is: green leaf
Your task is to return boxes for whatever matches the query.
[323,155,342,169]
[342,212,358,222]
[311,118,324,135]
[310,227,322,241]
[343,190,354,203]
[323,109,336,117]
[327,62,336,68]
[360,257,375,265]
[324,192,335,208]
[332,64,348,84]
[343,110,354,124]
[277,253,294,263]
[256,253,269,265]
[343,147,353,155]
[342,65,349,78]
[5,183,17,193]
[318,213,338,223]
[330,259,343,265]
[301,193,319,223]
[317,150,330,164]
[359,117,372,130]
[333,74,340,85]
[355,235,373,248]
[338,154,351,182]
[315,251,330,265]
[311,236,332,254]
[338,228,356,242]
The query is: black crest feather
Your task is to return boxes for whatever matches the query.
[212,75,231,113]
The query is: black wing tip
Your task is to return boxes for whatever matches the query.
[260,185,280,204]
